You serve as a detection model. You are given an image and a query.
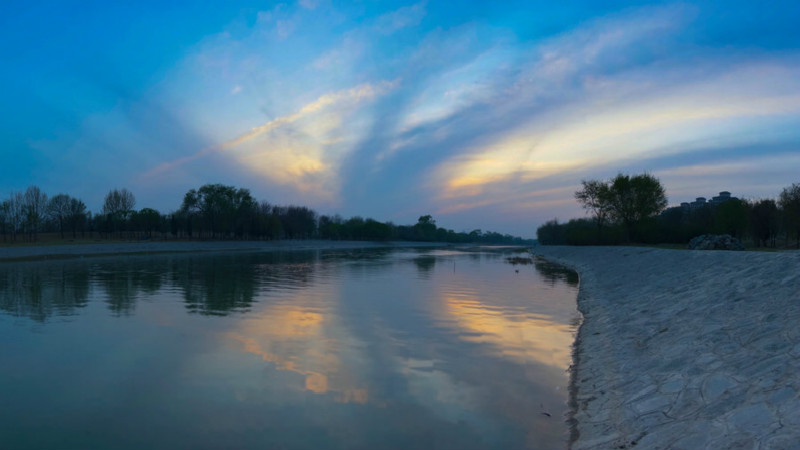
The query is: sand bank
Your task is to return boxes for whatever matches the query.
[0,240,449,262]
[534,246,800,450]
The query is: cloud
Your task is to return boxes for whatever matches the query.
[142,80,398,200]
[34,1,799,237]
[374,1,427,35]
[434,63,800,202]
[410,3,800,219]
[298,0,317,10]
[221,80,397,149]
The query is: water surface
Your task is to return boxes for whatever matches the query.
[0,247,579,449]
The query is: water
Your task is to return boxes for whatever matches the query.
[0,247,580,449]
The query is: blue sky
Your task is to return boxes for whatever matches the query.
[2,1,799,237]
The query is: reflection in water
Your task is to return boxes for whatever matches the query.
[93,260,164,316]
[0,262,89,322]
[535,257,579,287]
[440,291,574,367]
[170,255,259,315]
[412,255,436,276]
[0,247,579,449]
[226,299,369,404]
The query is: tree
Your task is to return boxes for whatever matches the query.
[778,183,800,248]
[102,188,136,237]
[102,188,136,217]
[23,186,48,240]
[67,198,88,238]
[414,215,437,241]
[134,208,161,238]
[5,192,25,241]
[750,199,779,247]
[0,201,7,242]
[575,180,612,229]
[574,173,667,242]
[181,184,256,238]
[48,194,72,238]
[606,174,667,240]
[712,198,748,239]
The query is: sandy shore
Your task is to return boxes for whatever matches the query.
[0,240,449,262]
[533,246,800,450]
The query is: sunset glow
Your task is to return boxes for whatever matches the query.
[3,1,799,237]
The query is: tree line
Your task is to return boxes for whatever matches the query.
[0,183,533,245]
[537,173,800,248]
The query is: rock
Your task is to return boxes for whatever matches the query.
[687,234,745,251]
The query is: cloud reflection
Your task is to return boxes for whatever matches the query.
[439,291,575,368]
[225,301,369,404]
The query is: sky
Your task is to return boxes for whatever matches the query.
[2,1,800,238]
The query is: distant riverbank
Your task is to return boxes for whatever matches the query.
[0,240,454,262]
[534,246,800,449]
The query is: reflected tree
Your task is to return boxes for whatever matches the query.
[171,255,259,315]
[0,262,89,322]
[534,259,579,287]
[412,256,436,277]
[93,260,164,316]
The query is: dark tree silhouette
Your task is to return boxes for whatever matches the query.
[574,173,667,242]
[779,183,800,248]
[23,186,48,241]
[181,184,256,238]
[750,199,779,247]
[48,194,72,238]
[575,179,612,232]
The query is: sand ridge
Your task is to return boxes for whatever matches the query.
[534,246,800,450]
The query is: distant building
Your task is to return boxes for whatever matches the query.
[689,197,707,209]
[709,191,732,205]
[665,191,739,216]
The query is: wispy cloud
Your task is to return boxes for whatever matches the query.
[374,1,427,35]
[26,1,800,237]
[142,80,398,200]
[414,5,800,217]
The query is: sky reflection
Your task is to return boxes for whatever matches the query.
[0,248,578,449]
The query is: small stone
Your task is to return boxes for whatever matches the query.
[726,404,775,433]
[702,374,737,402]
[631,394,673,414]
[769,387,796,407]
[661,378,685,394]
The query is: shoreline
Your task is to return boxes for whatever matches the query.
[534,246,800,450]
[0,240,454,262]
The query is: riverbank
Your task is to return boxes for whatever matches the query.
[533,246,800,449]
[0,240,451,262]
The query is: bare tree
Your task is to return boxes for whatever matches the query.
[5,192,25,241]
[23,186,48,241]
[48,194,72,239]
[102,188,136,216]
[67,198,88,238]
[102,188,136,236]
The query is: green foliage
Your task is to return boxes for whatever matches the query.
[573,173,667,242]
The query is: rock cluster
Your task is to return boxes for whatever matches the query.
[687,234,745,251]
